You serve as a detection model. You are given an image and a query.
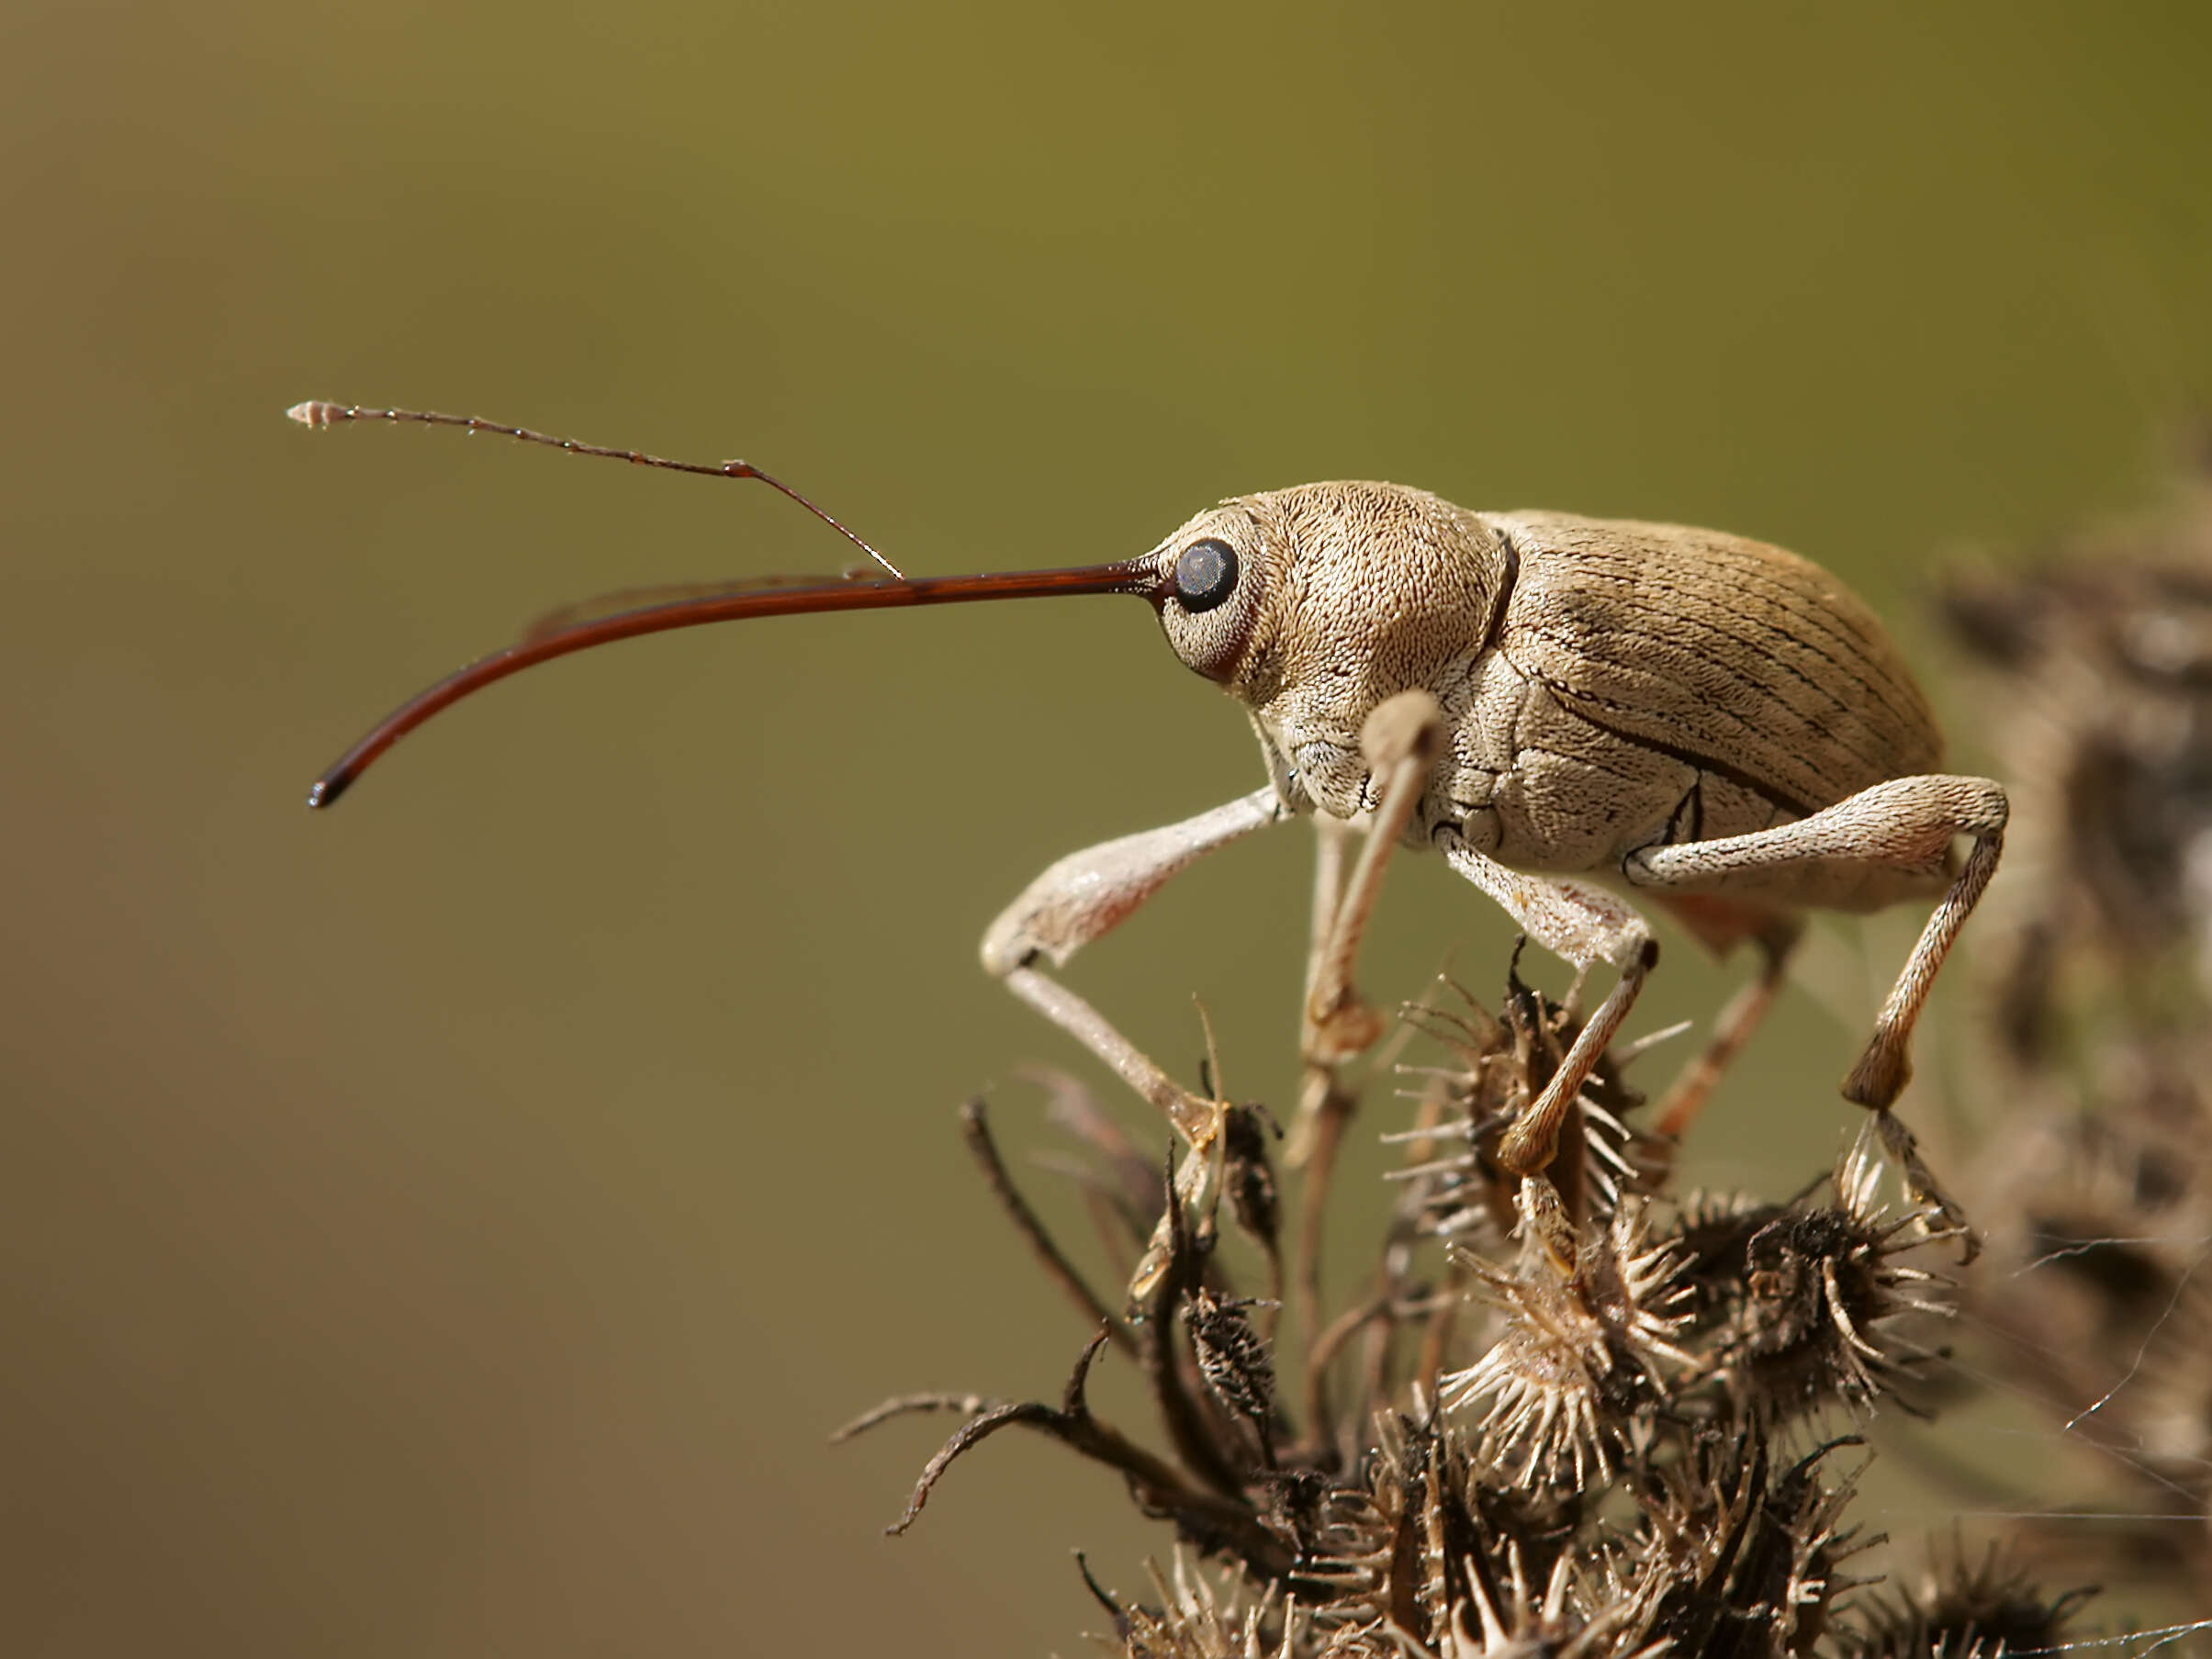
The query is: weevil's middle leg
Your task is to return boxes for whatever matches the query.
[1432,835,1660,1177]
[1648,901,1804,1141]
[982,786,1292,1143]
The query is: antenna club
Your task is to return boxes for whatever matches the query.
[288,400,345,428]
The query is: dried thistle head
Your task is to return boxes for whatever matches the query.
[1967,1079,2212,1592]
[1969,1050,2212,1408]
[839,989,2154,1659]
[1092,1555,1296,1659]
[1402,958,1660,1250]
[1436,1544,1657,1659]
[1839,1543,2096,1659]
[1609,1438,1875,1659]
[1932,467,2212,1612]
[1443,1177,1692,1489]
[1693,1130,1958,1426]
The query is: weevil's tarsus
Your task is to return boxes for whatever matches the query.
[1873,1108,1980,1264]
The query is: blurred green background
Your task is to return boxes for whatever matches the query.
[6,2,2209,1653]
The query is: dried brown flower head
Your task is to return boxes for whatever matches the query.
[1841,1544,2096,1659]
[1443,1179,1691,1488]
[832,940,2088,1657]
[1708,1133,1959,1425]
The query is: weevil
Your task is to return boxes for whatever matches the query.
[293,403,2007,1180]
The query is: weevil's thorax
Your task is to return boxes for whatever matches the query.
[1153,482,1512,822]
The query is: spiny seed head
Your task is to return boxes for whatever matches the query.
[1403,967,1657,1249]
[1095,1554,1296,1659]
[1607,1439,1872,1658]
[1719,1131,1956,1423]
[1443,1180,1692,1488]
[1668,1190,1788,1341]
[1839,1543,2097,1659]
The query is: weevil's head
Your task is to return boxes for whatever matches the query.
[1147,481,1513,726]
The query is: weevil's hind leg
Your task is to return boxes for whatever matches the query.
[1843,812,2004,1108]
[1623,774,2008,1111]
[1432,835,1660,1177]
[982,785,1292,1143]
[1648,900,1805,1141]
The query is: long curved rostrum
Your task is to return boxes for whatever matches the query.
[307,560,1158,806]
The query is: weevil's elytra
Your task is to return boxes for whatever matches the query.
[295,403,2007,1185]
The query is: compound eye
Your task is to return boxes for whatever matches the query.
[1172,538,1239,612]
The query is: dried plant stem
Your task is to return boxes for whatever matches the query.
[862,1331,1294,1571]
[958,1099,1133,1354]
[1293,1076,1356,1459]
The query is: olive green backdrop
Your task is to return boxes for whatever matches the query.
[6,3,2208,1653]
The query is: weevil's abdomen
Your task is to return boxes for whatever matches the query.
[1482,511,1943,825]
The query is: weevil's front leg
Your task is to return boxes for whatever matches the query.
[982,786,1293,1142]
[1623,774,2007,1109]
[1432,835,1660,1177]
[1303,690,1449,1067]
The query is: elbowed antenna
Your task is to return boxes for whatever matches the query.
[291,398,1162,805]
[286,400,906,578]
[307,563,1159,808]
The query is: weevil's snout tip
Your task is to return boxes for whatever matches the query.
[305,774,346,810]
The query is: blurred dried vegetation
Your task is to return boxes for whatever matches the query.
[838,464,2212,1656]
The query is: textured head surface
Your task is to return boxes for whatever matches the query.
[1151,482,1515,739]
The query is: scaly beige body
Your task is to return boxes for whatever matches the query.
[998,478,2004,1183]
[1195,486,1947,914]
